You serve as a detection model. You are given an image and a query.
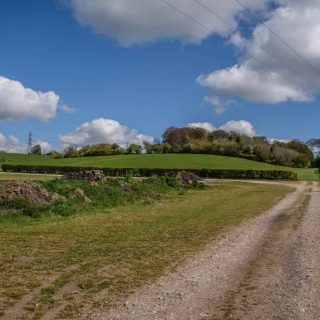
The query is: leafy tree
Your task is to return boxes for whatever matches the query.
[143,141,152,154]
[127,144,142,154]
[111,143,124,155]
[150,144,164,154]
[64,147,78,158]
[31,144,42,155]
[47,150,64,159]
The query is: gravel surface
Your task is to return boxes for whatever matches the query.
[85,181,320,320]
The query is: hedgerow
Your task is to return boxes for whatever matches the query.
[2,164,298,180]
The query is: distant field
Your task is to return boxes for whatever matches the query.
[0,153,318,181]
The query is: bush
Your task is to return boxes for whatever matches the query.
[2,164,298,180]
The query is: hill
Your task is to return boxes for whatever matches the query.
[0,153,318,181]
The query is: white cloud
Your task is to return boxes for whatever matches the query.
[188,120,256,136]
[198,1,320,106]
[34,140,53,153]
[0,76,63,122]
[268,138,291,144]
[66,0,269,46]
[59,104,75,114]
[220,120,256,137]
[203,95,237,114]
[59,118,154,148]
[0,133,52,153]
[187,122,216,132]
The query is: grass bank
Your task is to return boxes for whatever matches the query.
[1,153,318,181]
[0,181,293,319]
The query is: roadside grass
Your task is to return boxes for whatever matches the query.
[1,153,318,181]
[0,176,191,218]
[294,168,319,181]
[0,182,293,319]
[0,172,61,181]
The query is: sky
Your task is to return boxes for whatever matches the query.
[0,0,319,152]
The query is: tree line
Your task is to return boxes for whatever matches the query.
[33,126,316,168]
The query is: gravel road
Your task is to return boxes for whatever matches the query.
[90,181,320,320]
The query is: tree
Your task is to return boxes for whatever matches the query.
[143,141,152,154]
[150,144,164,154]
[162,143,173,153]
[64,146,78,158]
[47,150,64,159]
[127,144,142,154]
[31,144,42,155]
[111,143,124,155]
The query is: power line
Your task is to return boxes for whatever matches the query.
[193,0,236,30]
[193,0,311,85]
[234,0,320,76]
[159,0,309,88]
[159,0,213,33]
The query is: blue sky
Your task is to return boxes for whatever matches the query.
[0,0,319,152]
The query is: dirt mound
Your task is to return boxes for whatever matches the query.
[0,182,61,205]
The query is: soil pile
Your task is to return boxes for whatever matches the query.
[0,182,61,205]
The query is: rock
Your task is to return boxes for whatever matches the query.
[64,170,105,182]
[167,171,203,187]
[70,188,92,203]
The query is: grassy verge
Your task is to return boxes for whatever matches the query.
[0,181,293,319]
[0,172,61,181]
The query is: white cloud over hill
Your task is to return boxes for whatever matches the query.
[59,118,154,148]
[0,133,52,153]
[188,120,256,136]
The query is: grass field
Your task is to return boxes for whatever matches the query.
[0,181,293,319]
[0,152,318,181]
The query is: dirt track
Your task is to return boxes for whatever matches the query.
[92,181,320,320]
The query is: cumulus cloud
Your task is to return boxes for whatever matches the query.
[198,0,320,107]
[188,120,256,136]
[0,76,64,122]
[59,104,75,114]
[65,1,320,108]
[0,133,52,153]
[187,122,216,132]
[220,120,256,137]
[59,118,154,148]
[66,0,269,46]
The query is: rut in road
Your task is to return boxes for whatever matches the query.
[84,181,320,320]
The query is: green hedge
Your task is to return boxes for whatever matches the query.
[1,164,298,180]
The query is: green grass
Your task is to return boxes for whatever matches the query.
[0,176,193,218]
[0,152,318,181]
[0,182,293,318]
